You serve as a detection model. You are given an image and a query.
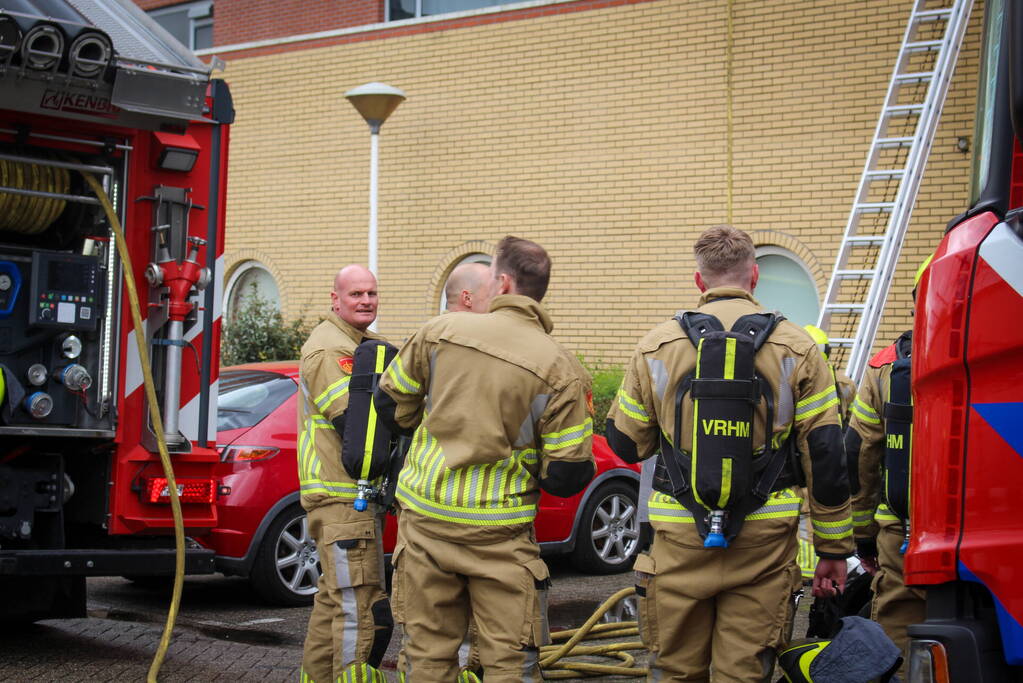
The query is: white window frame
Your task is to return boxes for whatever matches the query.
[753,246,821,321]
[387,0,507,21]
[224,260,279,321]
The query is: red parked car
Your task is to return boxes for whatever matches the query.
[197,361,642,606]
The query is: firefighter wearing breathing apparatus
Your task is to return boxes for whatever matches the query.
[846,326,925,671]
[298,265,394,683]
[606,226,853,682]
[374,236,595,683]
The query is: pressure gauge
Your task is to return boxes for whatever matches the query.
[62,335,82,359]
[26,363,48,386]
[0,274,11,291]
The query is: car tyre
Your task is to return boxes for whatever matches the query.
[570,481,640,574]
[250,503,320,606]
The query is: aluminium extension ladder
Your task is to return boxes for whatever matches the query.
[817,0,973,385]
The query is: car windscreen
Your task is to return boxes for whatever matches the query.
[217,369,297,432]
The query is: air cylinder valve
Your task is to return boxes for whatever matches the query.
[58,364,93,392]
[704,510,729,548]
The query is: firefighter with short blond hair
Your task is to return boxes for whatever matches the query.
[375,236,595,682]
[606,225,854,681]
[298,264,392,683]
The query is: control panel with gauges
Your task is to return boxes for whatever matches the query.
[28,252,102,331]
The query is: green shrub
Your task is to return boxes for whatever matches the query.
[221,288,309,366]
[580,360,624,435]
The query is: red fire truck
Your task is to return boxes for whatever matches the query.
[906,0,1023,679]
[0,0,231,621]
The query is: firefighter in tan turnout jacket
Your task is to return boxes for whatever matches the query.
[298,265,391,683]
[375,236,595,683]
[606,226,854,682]
[846,329,925,670]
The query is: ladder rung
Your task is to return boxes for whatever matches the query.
[904,40,943,53]
[912,8,953,21]
[864,169,906,180]
[834,269,876,280]
[885,104,924,115]
[844,235,887,244]
[876,136,915,148]
[829,338,856,347]
[894,71,935,83]
[853,202,896,213]
[824,303,867,313]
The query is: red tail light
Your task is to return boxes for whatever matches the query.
[220,446,280,462]
[142,477,216,504]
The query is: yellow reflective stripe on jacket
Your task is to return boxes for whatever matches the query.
[812,516,853,540]
[852,509,875,528]
[852,395,881,424]
[297,415,331,482]
[616,387,650,422]
[647,489,803,523]
[797,537,816,579]
[542,417,593,451]
[299,480,358,498]
[313,375,350,414]
[297,415,358,499]
[795,386,839,421]
[875,503,901,522]
[397,423,540,525]
[396,483,537,526]
[385,355,421,394]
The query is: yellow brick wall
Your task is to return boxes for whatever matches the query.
[218,0,982,370]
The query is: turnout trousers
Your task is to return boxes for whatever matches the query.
[635,525,799,682]
[301,502,392,683]
[871,522,926,675]
[392,512,551,683]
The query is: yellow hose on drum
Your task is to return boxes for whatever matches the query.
[0,157,68,234]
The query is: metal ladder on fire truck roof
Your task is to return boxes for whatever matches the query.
[817,0,973,385]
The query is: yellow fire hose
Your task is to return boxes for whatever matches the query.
[80,170,185,683]
[541,586,647,679]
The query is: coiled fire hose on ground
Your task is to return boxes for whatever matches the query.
[80,170,185,683]
[541,586,647,679]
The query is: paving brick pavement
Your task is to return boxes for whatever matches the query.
[0,616,303,682]
[0,563,811,682]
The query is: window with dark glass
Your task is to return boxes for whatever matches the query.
[388,0,509,21]
[148,1,213,51]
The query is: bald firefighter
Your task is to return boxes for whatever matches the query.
[375,236,595,682]
[298,265,392,683]
[445,261,491,313]
[606,225,854,681]
[846,327,924,671]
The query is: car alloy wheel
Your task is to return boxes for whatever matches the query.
[571,481,640,574]
[250,504,320,606]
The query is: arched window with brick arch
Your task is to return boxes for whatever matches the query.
[754,246,820,327]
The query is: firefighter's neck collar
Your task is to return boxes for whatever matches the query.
[327,311,381,342]
[698,286,757,307]
[488,294,553,333]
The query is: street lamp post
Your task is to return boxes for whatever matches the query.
[344,82,406,281]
